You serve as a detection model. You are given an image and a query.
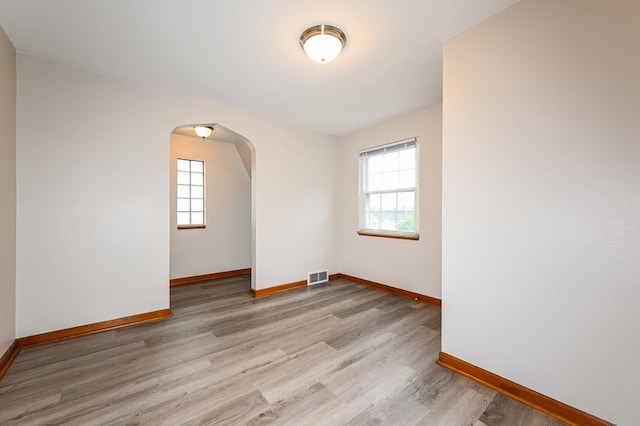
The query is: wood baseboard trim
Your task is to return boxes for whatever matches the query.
[249,274,343,298]
[437,352,613,426]
[18,309,173,348]
[337,273,441,307]
[0,340,21,380]
[170,268,251,286]
[250,280,307,298]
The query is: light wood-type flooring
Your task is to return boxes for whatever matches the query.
[0,276,565,425]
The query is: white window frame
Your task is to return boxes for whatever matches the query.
[176,158,205,229]
[358,137,419,240]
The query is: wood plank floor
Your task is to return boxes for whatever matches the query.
[0,276,566,425]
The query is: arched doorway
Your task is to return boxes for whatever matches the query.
[168,123,256,292]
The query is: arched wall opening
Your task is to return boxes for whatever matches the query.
[169,123,256,291]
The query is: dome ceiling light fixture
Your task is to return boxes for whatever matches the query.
[194,126,213,139]
[299,24,346,64]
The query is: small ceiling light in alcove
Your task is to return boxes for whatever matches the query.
[299,24,347,63]
[194,126,213,139]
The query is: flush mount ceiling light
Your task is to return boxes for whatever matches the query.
[194,126,213,139]
[299,24,346,64]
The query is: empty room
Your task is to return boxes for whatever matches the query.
[0,1,637,425]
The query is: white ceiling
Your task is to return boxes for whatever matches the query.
[0,0,519,136]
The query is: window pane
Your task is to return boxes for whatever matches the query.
[381,193,397,210]
[177,198,191,212]
[177,212,190,225]
[367,173,382,191]
[398,170,415,188]
[190,160,203,173]
[380,210,398,230]
[177,185,190,198]
[366,212,380,229]
[191,172,204,185]
[368,193,381,210]
[191,186,204,198]
[397,191,414,210]
[191,212,204,225]
[368,155,383,174]
[382,151,398,172]
[191,199,204,212]
[177,159,191,172]
[382,172,398,190]
[399,148,415,170]
[397,210,415,232]
[177,171,191,185]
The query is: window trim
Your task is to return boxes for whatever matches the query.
[358,137,419,239]
[176,158,206,229]
[357,229,420,240]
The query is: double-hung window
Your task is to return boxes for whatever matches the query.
[359,138,418,239]
[177,158,205,228]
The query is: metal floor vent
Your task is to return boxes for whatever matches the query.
[308,270,329,285]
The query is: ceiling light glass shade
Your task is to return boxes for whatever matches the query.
[194,126,213,138]
[300,24,346,63]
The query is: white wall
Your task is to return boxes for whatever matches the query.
[338,105,442,299]
[254,125,339,288]
[442,1,640,424]
[0,25,16,355]
[170,133,251,279]
[16,54,339,337]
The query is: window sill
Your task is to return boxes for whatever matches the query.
[357,230,419,240]
[177,225,206,230]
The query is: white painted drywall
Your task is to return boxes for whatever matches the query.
[338,106,442,299]
[442,1,640,424]
[16,54,339,336]
[0,25,16,355]
[170,133,251,279]
[234,141,252,179]
[253,122,339,288]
